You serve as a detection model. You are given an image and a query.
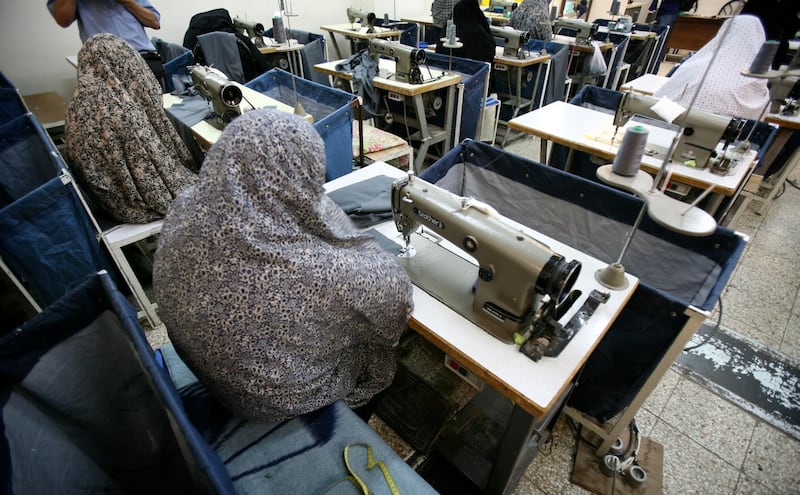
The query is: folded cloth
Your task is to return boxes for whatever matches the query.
[327,174,396,228]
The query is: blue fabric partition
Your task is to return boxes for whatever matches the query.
[0,271,438,494]
[246,69,357,180]
[495,40,569,122]
[163,50,194,94]
[420,138,746,422]
[263,28,330,87]
[0,71,27,127]
[0,114,114,307]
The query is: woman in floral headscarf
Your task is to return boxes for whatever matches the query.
[153,109,414,422]
[510,0,553,40]
[65,33,196,224]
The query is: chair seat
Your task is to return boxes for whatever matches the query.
[353,122,413,169]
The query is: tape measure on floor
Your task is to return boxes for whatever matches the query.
[344,443,401,495]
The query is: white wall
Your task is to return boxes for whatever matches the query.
[0,0,433,100]
[586,0,729,23]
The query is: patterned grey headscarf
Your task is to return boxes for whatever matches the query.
[66,34,196,224]
[153,109,413,422]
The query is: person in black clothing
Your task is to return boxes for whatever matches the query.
[436,0,496,89]
[742,0,800,69]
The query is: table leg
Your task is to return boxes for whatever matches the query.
[540,138,549,165]
[328,32,343,60]
[501,65,525,148]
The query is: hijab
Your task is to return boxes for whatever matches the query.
[65,34,196,224]
[510,0,554,40]
[153,109,414,422]
[437,0,497,63]
[653,15,770,120]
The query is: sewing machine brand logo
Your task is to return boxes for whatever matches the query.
[414,207,444,230]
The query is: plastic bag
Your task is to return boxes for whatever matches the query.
[588,41,608,76]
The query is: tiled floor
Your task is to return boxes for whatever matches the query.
[496,135,800,495]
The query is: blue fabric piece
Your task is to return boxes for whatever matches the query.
[163,50,194,94]
[421,139,745,421]
[159,345,438,494]
[0,114,114,307]
[246,69,356,180]
[197,32,245,83]
[0,272,236,494]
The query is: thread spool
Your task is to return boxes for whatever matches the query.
[550,6,557,22]
[612,125,649,177]
[609,0,620,15]
[748,40,779,74]
[447,22,457,45]
[272,16,286,43]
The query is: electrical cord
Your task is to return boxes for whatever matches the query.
[787,179,800,190]
[684,296,723,352]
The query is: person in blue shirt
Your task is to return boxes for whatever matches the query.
[47,0,165,85]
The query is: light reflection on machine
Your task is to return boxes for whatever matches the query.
[190,66,243,129]
[391,174,587,360]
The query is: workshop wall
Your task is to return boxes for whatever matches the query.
[0,0,432,100]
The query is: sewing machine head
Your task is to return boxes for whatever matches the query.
[391,174,581,344]
[489,0,518,17]
[553,17,598,45]
[614,91,741,169]
[490,26,531,59]
[368,39,426,84]
[233,17,266,48]
[190,66,243,129]
[608,15,633,33]
[346,7,376,32]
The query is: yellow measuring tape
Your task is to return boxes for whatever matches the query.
[343,443,401,495]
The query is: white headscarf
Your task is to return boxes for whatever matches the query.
[654,15,770,120]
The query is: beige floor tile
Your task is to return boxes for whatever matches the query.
[649,419,741,495]
[734,472,778,495]
[741,421,800,494]
[659,379,757,468]
[642,368,682,419]
[523,417,592,495]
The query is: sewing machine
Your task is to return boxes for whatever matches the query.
[346,7,376,32]
[391,174,582,354]
[489,0,518,17]
[233,17,266,48]
[490,26,531,59]
[608,15,633,34]
[613,91,742,170]
[190,66,243,129]
[369,39,426,84]
[553,17,598,45]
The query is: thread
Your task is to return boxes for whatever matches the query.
[609,0,620,15]
[272,16,286,43]
[446,20,457,45]
[612,125,649,177]
[550,6,558,22]
[748,40,779,74]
